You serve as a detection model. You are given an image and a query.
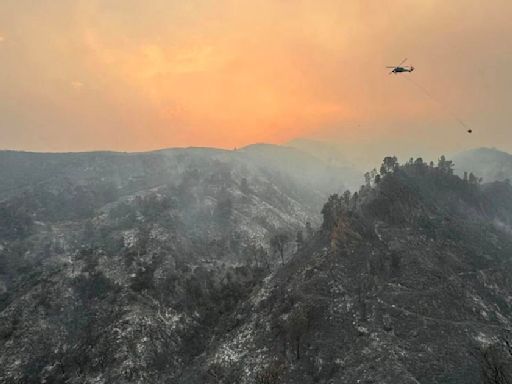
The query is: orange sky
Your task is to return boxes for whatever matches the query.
[1,0,512,158]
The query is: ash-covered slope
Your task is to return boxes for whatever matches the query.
[0,145,332,383]
[2,153,512,384]
[0,147,324,279]
[0,144,346,294]
[185,159,512,384]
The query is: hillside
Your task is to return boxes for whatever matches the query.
[181,158,512,384]
[0,145,357,201]
[1,153,512,383]
[0,145,352,383]
[0,145,338,296]
[452,147,512,183]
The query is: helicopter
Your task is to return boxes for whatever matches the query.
[386,58,414,74]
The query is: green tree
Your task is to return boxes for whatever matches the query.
[270,232,290,265]
[380,156,398,175]
[437,155,454,174]
[343,190,351,207]
[469,172,478,185]
[285,305,310,360]
[321,194,342,230]
[364,172,371,187]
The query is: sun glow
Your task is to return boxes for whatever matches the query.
[1,0,511,152]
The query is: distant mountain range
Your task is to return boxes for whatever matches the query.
[0,143,361,201]
[452,147,512,182]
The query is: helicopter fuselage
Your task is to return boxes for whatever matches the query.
[392,66,414,73]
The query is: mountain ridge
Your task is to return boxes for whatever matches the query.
[1,151,512,383]
[181,158,512,384]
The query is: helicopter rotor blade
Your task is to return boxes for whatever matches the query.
[398,58,408,66]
